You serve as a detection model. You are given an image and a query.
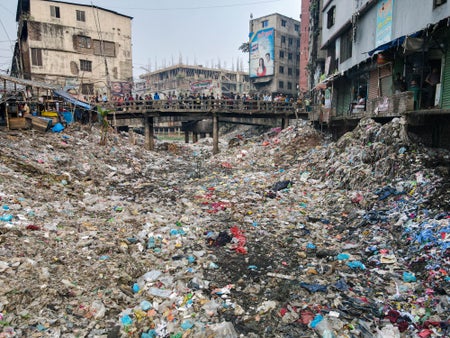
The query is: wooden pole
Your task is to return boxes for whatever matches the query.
[4,79,9,130]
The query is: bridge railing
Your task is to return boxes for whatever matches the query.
[101,98,300,114]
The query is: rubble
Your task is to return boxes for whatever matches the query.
[0,117,449,337]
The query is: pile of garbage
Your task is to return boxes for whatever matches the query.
[0,117,448,337]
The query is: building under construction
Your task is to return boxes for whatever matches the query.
[136,64,254,99]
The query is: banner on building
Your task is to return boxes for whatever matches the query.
[190,80,213,92]
[111,81,132,97]
[376,0,393,47]
[249,28,275,78]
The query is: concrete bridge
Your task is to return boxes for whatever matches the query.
[104,99,305,154]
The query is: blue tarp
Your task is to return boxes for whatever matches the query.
[54,90,92,110]
[368,32,421,56]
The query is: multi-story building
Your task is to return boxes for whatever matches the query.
[306,0,450,148]
[248,13,300,98]
[11,0,133,97]
[138,64,253,98]
[299,1,311,93]
[299,0,327,94]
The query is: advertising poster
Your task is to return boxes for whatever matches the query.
[249,28,274,78]
[376,0,393,47]
[190,80,213,92]
[111,81,132,97]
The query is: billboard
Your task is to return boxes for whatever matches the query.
[249,28,274,78]
[111,81,132,97]
[375,0,393,47]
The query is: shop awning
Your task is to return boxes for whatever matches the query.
[0,73,58,90]
[313,73,342,90]
[368,32,421,56]
[54,89,92,110]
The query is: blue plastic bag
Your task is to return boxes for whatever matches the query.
[51,123,64,133]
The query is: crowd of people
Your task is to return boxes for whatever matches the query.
[95,91,302,112]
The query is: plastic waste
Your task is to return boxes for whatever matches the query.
[207,321,238,338]
[314,317,336,338]
[336,253,350,261]
[310,314,324,328]
[140,300,152,311]
[300,282,327,293]
[120,315,133,326]
[148,287,172,299]
[402,271,417,282]
[51,123,64,133]
[346,261,366,270]
[0,214,13,222]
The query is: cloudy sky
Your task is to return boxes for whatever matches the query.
[0,0,301,78]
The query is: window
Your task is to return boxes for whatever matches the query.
[288,53,293,61]
[77,35,91,49]
[327,6,336,28]
[279,66,284,74]
[50,5,60,18]
[434,0,447,7]
[288,68,293,76]
[80,59,92,72]
[294,24,299,32]
[31,48,42,66]
[94,40,116,57]
[278,81,284,89]
[287,82,292,90]
[281,36,286,44]
[76,10,86,22]
[297,39,300,48]
[262,20,269,28]
[340,29,353,62]
[281,19,287,27]
[288,37,293,46]
[279,50,285,58]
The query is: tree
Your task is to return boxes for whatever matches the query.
[238,42,250,53]
[97,106,111,145]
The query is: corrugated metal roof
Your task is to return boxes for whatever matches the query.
[0,74,58,90]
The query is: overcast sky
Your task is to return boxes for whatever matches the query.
[0,0,301,78]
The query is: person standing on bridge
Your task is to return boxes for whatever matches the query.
[153,92,160,108]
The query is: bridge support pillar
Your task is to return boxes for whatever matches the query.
[212,113,219,154]
[144,116,154,150]
[129,128,136,145]
[281,116,289,129]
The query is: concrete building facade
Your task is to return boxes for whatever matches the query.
[11,0,133,97]
[310,0,450,148]
[299,0,327,94]
[299,1,310,93]
[249,13,300,98]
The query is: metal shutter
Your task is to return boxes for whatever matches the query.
[442,50,450,109]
